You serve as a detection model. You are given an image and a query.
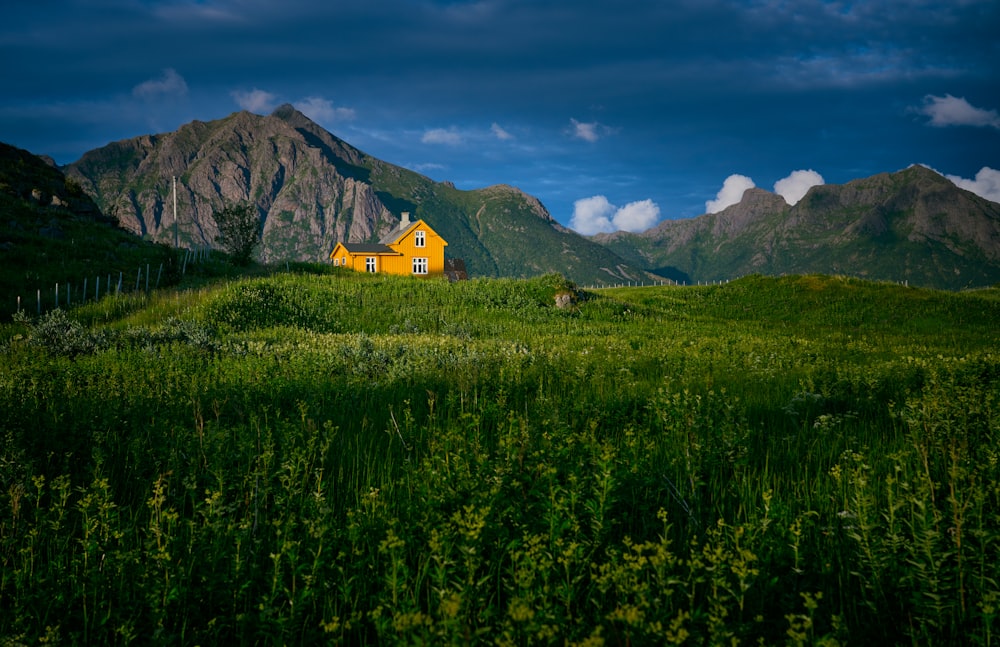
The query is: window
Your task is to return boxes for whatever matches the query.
[366,257,377,273]
[412,257,428,275]
[414,230,426,248]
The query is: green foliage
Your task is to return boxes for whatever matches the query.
[213,202,261,265]
[1,273,998,644]
[9,307,219,357]
[0,193,182,323]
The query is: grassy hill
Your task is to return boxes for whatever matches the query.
[1,272,998,644]
[0,142,181,319]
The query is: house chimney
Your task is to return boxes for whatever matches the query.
[400,211,411,227]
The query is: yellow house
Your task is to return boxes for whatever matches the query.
[329,212,448,277]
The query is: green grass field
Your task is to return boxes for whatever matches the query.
[1,270,998,645]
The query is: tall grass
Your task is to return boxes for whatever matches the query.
[1,272,997,644]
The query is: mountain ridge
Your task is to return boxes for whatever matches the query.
[10,106,1000,290]
[64,106,642,285]
[593,165,1000,289]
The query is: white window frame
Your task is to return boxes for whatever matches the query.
[412,257,428,275]
[366,257,377,273]
[414,230,426,248]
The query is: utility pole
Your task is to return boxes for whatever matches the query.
[173,176,178,249]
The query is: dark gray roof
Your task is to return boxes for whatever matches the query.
[341,242,397,254]
[378,221,417,245]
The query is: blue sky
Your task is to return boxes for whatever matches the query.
[2,0,998,233]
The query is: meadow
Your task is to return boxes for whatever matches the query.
[1,269,998,645]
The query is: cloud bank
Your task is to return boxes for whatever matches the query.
[707,170,826,213]
[570,119,602,143]
[706,174,756,213]
[491,122,513,141]
[421,128,463,145]
[571,196,660,235]
[918,95,1000,129]
[133,68,188,100]
[773,169,825,205]
[294,97,355,124]
[946,167,1000,204]
[232,88,279,113]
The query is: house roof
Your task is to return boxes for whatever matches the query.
[378,221,419,245]
[338,242,399,255]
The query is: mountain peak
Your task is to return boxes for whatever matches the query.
[715,186,788,219]
[270,103,303,120]
[269,104,324,131]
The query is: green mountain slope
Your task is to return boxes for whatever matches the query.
[0,142,178,317]
[64,106,645,285]
[594,166,1000,290]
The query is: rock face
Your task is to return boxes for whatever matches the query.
[0,142,105,221]
[594,166,1000,290]
[64,107,396,263]
[63,106,645,284]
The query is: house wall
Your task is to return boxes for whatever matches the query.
[331,221,448,277]
[390,226,447,276]
[331,246,363,272]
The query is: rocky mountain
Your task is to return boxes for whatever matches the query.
[594,165,1000,290]
[64,106,645,285]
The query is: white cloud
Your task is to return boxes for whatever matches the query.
[613,199,661,232]
[294,97,356,123]
[231,88,279,113]
[132,68,188,100]
[422,127,463,145]
[945,167,1000,204]
[411,162,447,174]
[706,174,755,213]
[571,195,615,234]
[918,94,1000,129]
[570,118,600,142]
[491,122,513,140]
[773,169,824,205]
[570,195,661,235]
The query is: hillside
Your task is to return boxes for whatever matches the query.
[594,165,1000,290]
[64,106,645,285]
[0,142,178,316]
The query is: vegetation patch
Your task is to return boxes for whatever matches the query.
[0,272,998,645]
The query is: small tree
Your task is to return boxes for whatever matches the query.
[213,203,261,265]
